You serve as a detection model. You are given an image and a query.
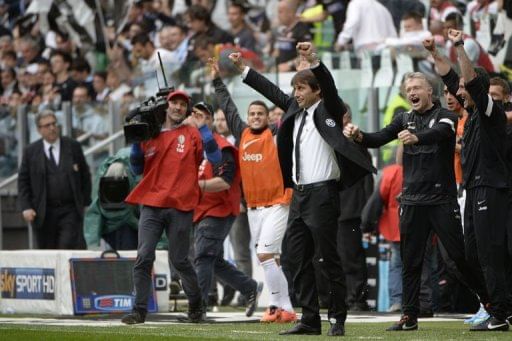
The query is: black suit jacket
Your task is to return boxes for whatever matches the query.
[18,136,92,229]
[244,62,376,189]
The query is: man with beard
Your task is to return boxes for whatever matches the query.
[425,30,511,331]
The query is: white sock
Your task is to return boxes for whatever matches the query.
[277,265,293,311]
[261,258,283,308]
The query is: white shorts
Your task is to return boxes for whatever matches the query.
[248,204,289,254]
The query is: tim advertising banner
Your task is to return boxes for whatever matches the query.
[0,267,55,300]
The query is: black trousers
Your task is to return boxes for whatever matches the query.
[464,187,511,320]
[37,204,86,249]
[281,182,346,327]
[400,201,489,319]
[337,217,368,307]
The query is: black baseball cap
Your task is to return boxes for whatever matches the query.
[193,101,214,117]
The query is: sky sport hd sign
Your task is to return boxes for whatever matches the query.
[0,268,55,300]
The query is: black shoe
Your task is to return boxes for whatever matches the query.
[507,314,512,325]
[386,315,418,331]
[418,309,434,318]
[169,280,182,295]
[327,322,345,336]
[121,309,146,324]
[349,302,370,312]
[470,316,509,331]
[220,286,235,306]
[184,303,206,323]
[279,322,321,335]
[245,281,263,317]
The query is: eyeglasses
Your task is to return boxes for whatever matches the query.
[38,121,57,129]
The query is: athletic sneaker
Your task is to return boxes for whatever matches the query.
[245,282,263,317]
[277,309,297,323]
[464,305,489,325]
[469,316,509,331]
[261,306,280,323]
[386,315,418,331]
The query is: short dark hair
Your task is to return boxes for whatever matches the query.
[2,50,16,60]
[229,0,250,14]
[291,69,320,92]
[51,49,73,66]
[248,100,269,114]
[445,12,464,29]
[94,71,108,81]
[402,11,423,24]
[1,67,16,79]
[71,58,91,73]
[490,76,511,96]
[131,33,152,46]
[193,34,214,50]
[474,66,490,92]
[187,5,211,25]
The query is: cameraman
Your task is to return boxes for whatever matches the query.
[121,90,222,324]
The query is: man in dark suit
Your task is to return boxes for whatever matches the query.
[229,42,375,336]
[18,109,91,249]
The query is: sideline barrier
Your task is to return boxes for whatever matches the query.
[0,250,170,315]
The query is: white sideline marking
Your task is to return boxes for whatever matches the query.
[0,313,463,327]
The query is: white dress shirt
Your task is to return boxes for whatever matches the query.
[336,0,397,52]
[43,138,61,166]
[292,100,340,185]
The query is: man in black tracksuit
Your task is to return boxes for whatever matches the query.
[344,71,490,331]
[425,29,511,331]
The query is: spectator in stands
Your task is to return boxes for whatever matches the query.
[385,11,432,54]
[71,85,109,144]
[443,13,496,73]
[106,68,131,102]
[38,70,60,111]
[273,0,312,72]
[1,50,17,69]
[378,0,426,32]
[51,50,77,102]
[186,4,234,52]
[131,33,177,97]
[70,58,94,98]
[429,0,461,24]
[17,36,45,67]
[335,0,397,55]
[18,109,91,249]
[93,72,110,103]
[300,0,349,44]
[228,0,258,52]
[159,24,189,65]
[0,67,18,98]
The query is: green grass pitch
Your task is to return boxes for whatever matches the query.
[1,321,511,340]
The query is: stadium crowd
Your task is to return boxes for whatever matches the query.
[2,0,512,336]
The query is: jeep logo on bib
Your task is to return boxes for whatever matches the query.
[242,152,263,162]
[325,119,336,127]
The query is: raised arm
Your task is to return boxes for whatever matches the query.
[424,37,463,105]
[297,42,346,116]
[208,58,247,142]
[423,37,452,77]
[448,29,500,119]
[229,52,294,111]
